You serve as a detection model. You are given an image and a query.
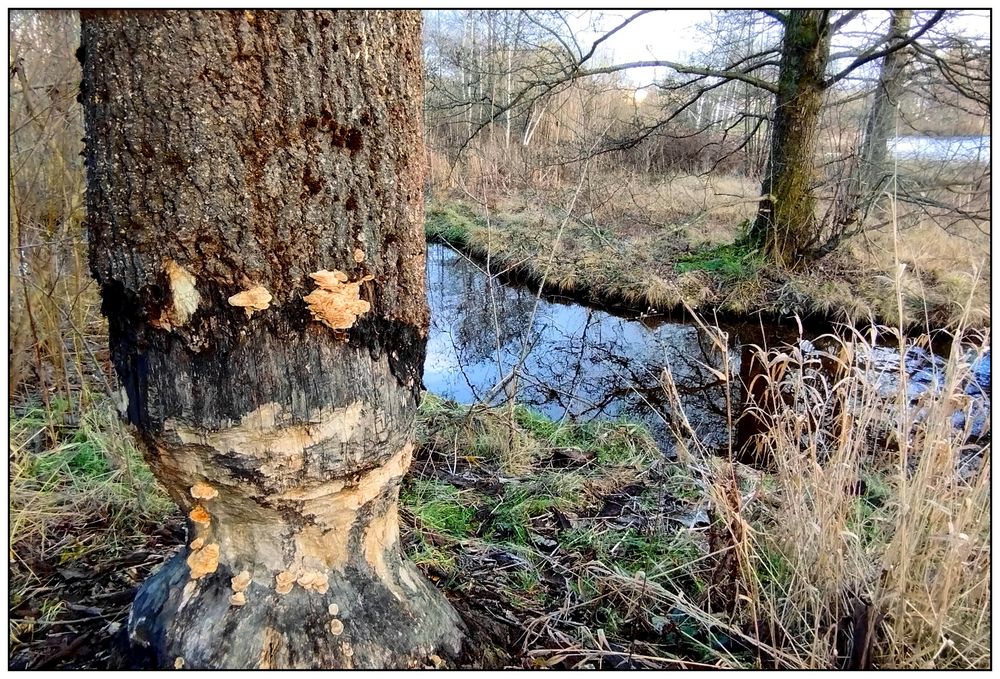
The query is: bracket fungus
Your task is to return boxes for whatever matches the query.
[228,285,272,317]
[275,570,297,595]
[303,270,373,331]
[189,505,212,525]
[187,543,220,579]
[190,481,219,501]
[231,570,252,592]
[297,570,330,594]
[226,564,251,606]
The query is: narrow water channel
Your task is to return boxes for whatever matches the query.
[423,243,799,453]
[423,243,990,455]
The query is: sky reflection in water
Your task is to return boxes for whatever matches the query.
[423,244,770,454]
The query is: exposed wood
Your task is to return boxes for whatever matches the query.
[80,9,463,668]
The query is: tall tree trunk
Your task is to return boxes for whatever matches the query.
[838,9,913,228]
[750,10,832,269]
[80,10,463,669]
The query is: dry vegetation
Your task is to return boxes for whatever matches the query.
[14,320,989,668]
[402,312,990,669]
[8,9,992,670]
[426,144,989,330]
[423,10,990,331]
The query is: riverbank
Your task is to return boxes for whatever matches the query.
[11,328,990,669]
[426,197,989,332]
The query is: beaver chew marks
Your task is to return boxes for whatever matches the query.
[158,259,200,330]
[228,285,272,317]
[303,270,373,331]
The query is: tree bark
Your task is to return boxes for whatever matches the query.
[80,9,463,669]
[750,10,832,269]
[838,9,913,228]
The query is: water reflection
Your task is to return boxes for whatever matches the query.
[424,243,989,456]
[424,244,786,453]
[889,135,990,164]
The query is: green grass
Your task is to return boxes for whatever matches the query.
[401,479,477,538]
[404,397,735,666]
[513,406,655,466]
[10,395,178,638]
[425,203,482,245]
[675,240,763,280]
[407,538,458,573]
[560,526,703,583]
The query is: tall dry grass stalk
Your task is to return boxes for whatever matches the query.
[663,297,990,668]
[9,11,108,430]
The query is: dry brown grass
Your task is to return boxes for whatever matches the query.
[661,299,990,668]
[10,11,107,426]
[428,155,989,330]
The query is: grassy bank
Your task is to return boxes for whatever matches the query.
[11,318,990,667]
[425,188,989,331]
[405,320,990,669]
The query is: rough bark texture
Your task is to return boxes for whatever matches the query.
[80,10,463,669]
[750,10,832,269]
[838,9,912,228]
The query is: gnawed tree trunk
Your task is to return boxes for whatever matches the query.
[750,10,832,269]
[80,10,463,669]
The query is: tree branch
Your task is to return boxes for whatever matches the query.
[576,60,779,94]
[823,9,947,88]
[830,10,864,33]
[577,10,658,64]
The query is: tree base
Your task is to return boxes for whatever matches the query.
[126,550,464,669]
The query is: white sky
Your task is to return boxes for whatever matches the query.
[566,9,992,87]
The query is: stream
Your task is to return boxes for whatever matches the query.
[423,243,990,455]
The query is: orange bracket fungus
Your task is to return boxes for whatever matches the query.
[228,285,272,317]
[189,505,211,525]
[187,543,221,579]
[303,270,374,331]
[190,481,219,501]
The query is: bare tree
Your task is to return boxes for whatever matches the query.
[433,9,956,268]
[832,10,913,236]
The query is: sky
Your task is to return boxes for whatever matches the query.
[565,9,992,88]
